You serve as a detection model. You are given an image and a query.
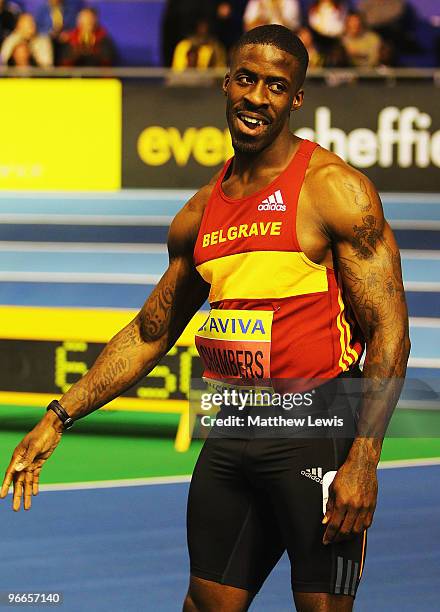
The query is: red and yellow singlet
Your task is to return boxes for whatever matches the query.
[193,139,364,383]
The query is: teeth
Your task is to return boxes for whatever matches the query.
[240,115,263,126]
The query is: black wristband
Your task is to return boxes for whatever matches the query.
[47,400,74,430]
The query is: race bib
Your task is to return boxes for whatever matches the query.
[195,309,273,381]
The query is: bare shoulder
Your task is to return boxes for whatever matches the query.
[168,180,216,258]
[306,146,384,236]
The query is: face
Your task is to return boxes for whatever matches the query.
[223,44,303,154]
[346,14,363,37]
[12,42,32,66]
[17,14,36,39]
[77,9,97,32]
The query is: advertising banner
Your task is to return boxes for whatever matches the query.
[0,79,121,191]
[122,82,440,192]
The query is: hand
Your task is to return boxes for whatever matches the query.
[322,456,378,545]
[0,413,63,512]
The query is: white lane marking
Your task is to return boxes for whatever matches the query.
[26,459,439,493]
[0,242,168,253]
[407,358,440,368]
[38,475,192,492]
[378,457,440,469]
[0,190,437,202]
[0,189,196,200]
[404,281,440,291]
[390,220,440,230]
[0,272,161,284]
[401,250,440,259]
[1,274,439,291]
[409,317,440,327]
[0,214,173,225]
[381,193,440,204]
[0,244,437,258]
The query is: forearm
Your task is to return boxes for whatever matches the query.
[54,316,167,422]
[349,325,410,463]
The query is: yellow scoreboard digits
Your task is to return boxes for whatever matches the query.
[55,341,88,394]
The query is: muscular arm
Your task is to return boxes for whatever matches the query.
[1,188,211,510]
[331,173,410,454]
[58,198,209,422]
[317,164,410,543]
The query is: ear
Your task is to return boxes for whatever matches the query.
[290,90,304,113]
[223,72,230,96]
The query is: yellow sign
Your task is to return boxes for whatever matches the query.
[137,126,233,167]
[0,79,121,191]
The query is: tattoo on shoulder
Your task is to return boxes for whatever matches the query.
[344,178,372,212]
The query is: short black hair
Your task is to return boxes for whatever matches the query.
[231,25,309,89]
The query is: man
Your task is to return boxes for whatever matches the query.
[1,25,409,612]
[0,12,53,67]
[342,13,382,68]
[60,7,115,67]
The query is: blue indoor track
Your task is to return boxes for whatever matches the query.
[0,464,439,611]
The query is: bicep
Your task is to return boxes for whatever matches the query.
[336,222,408,339]
[326,172,408,338]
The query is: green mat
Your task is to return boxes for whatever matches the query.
[0,405,439,485]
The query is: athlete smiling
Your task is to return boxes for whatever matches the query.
[1,25,410,612]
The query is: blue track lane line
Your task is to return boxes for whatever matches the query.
[0,253,438,283]
[0,252,169,275]
[0,191,438,220]
[0,225,170,243]
[0,282,438,317]
[0,225,438,249]
[0,466,438,611]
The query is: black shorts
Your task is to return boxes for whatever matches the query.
[187,372,367,596]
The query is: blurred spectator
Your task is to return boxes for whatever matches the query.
[7,39,36,66]
[1,12,53,67]
[60,7,116,66]
[357,0,419,54]
[307,0,348,67]
[342,12,382,67]
[208,1,247,52]
[0,0,21,44]
[37,0,79,35]
[297,26,324,67]
[172,17,226,71]
[308,0,347,39]
[37,0,81,64]
[162,0,206,67]
[243,0,301,32]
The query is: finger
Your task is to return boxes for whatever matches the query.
[353,510,369,534]
[32,467,42,496]
[24,471,33,511]
[323,506,346,545]
[322,496,334,525]
[0,470,14,498]
[333,508,359,543]
[12,472,25,512]
[0,451,26,498]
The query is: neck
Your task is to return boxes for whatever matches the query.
[231,129,300,184]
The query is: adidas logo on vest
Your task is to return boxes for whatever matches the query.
[258,189,286,211]
[301,467,323,484]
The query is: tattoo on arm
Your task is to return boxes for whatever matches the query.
[63,321,141,414]
[351,215,383,260]
[138,277,175,340]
